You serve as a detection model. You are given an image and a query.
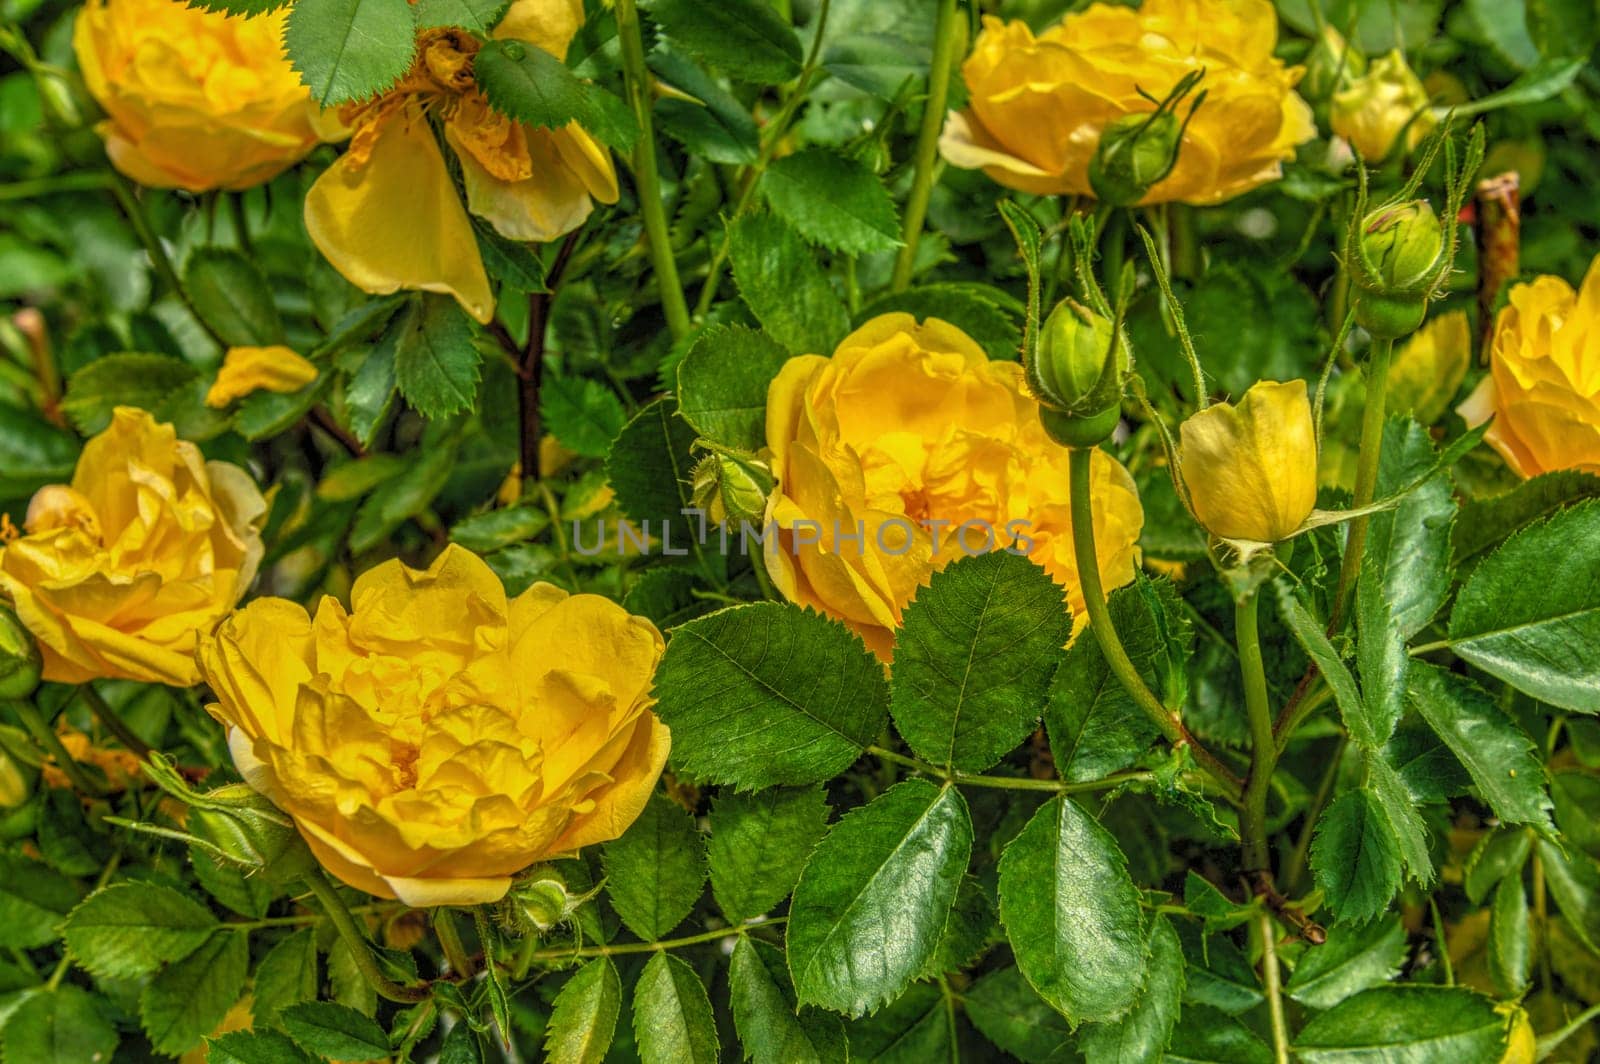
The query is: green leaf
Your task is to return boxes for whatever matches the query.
[349,428,460,553]
[282,1000,392,1062]
[543,957,621,1064]
[1489,873,1531,998]
[1293,986,1510,1061]
[1406,662,1553,827]
[0,853,83,949]
[856,283,1024,362]
[649,50,760,164]
[0,401,77,498]
[1173,922,1262,1015]
[727,211,851,356]
[606,397,701,528]
[845,983,954,1063]
[654,602,889,788]
[412,0,509,33]
[541,373,627,458]
[1183,872,1254,935]
[1164,1006,1272,1064]
[450,504,549,553]
[1464,827,1533,905]
[61,354,199,435]
[1448,497,1600,713]
[474,39,636,153]
[708,784,829,922]
[184,248,284,346]
[762,149,901,256]
[1552,770,1600,858]
[962,966,1076,1064]
[139,930,250,1056]
[252,928,319,1029]
[890,552,1069,772]
[208,1029,317,1064]
[0,985,119,1064]
[189,845,275,918]
[1452,57,1586,117]
[676,324,791,451]
[1276,582,1378,749]
[1077,915,1184,1064]
[344,341,397,449]
[633,952,719,1064]
[787,780,972,1016]
[918,876,994,979]
[391,295,482,420]
[234,373,328,442]
[643,0,803,84]
[61,882,218,981]
[1538,839,1600,953]
[728,937,848,1064]
[996,795,1147,1025]
[1310,789,1402,924]
[602,793,707,941]
[1285,916,1407,1010]
[1453,471,1600,566]
[1363,419,1456,639]
[1365,753,1434,885]
[284,0,416,106]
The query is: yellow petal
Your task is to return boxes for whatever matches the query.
[494,0,584,59]
[205,345,319,408]
[446,118,606,243]
[304,105,494,323]
[1179,379,1318,543]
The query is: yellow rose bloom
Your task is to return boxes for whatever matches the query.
[1458,255,1600,477]
[304,0,619,325]
[0,407,266,686]
[205,346,319,408]
[197,544,669,906]
[939,0,1314,204]
[1178,379,1318,544]
[1330,50,1436,162]
[763,314,1144,658]
[73,0,327,191]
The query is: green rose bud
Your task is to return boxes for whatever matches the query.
[1301,25,1365,108]
[1088,110,1184,207]
[509,868,603,933]
[1029,299,1126,448]
[186,783,313,882]
[1351,200,1445,338]
[0,606,42,701]
[692,451,774,527]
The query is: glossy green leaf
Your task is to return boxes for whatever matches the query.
[1285,916,1407,1010]
[1365,753,1434,885]
[1489,874,1531,998]
[252,928,319,1029]
[1465,828,1533,905]
[1310,789,1402,924]
[676,324,791,451]
[0,985,119,1064]
[643,0,803,84]
[728,937,848,1064]
[1538,839,1600,953]
[541,372,627,458]
[762,149,902,256]
[845,983,955,1063]
[391,295,482,420]
[602,793,706,941]
[1277,581,1379,748]
[962,966,1076,1064]
[605,397,702,529]
[1363,419,1456,638]
[0,401,77,498]
[1164,1006,1272,1064]
[412,0,509,33]
[727,211,851,356]
[1293,985,1510,1061]
[284,0,415,106]
[184,248,283,346]
[282,1000,392,1061]
[1077,915,1184,1064]
[474,38,635,152]
[61,354,199,435]
[61,882,217,980]
[140,930,250,1055]
[1552,770,1600,858]
[0,853,83,949]
[633,952,719,1064]
[708,784,829,922]
[208,1028,317,1064]
[542,958,621,1064]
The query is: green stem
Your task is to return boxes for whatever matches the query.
[529,916,786,961]
[0,172,115,202]
[6,697,103,796]
[303,869,430,1003]
[1237,590,1276,875]
[1537,1002,1600,1060]
[866,745,1154,793]
[1067,448,1243,803]
[432,909,474,977]
[108,176,227,350]
[1429,899,1454,986]
[1331,335,1394,629]
[889,0,958,292]
[1257,910,1290,1064]
[614,0,690,340]
[77,684,152,758]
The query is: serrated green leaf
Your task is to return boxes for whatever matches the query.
[140,930,250,1056]
[412,0,509,33]
[184,248,284,346]
[762,149,901,256]
[1183,872,1254,935]
[1077,915,1184,1064]
[541,373,627,458]
[1362,419,1456,639]
[474,39,636,152]
[845,982,954,1063]
[654,602,889,788]
[787,780,971,1017]
[282,1001,392,1061]
[1489,873,1531,998]
[602,793,706,940]
[543,957,621,1064]
[208,1028,317,1064]
[649,49,760,164]
[1465,828,1533,905]
[284,0,416,106]
[1365,753,1434,885]
[1552,770,1600,858]
[1276,581,1377,749]
[1164,1006,1272,1064]
[61,882,217,981]
[622,566,718,628]
[728,937,848,1064]
[727,211,850,356]
[61,354,199,435]
[252,929,319,1029]
[1310,789,1403,924]
[708,784,829,922]
[1293,985,1510,1061]
[391,295,482,419]
[1538,839,1600,953]
[918,876,994,979]
[643,0,802,84]
[962,965,1076,1064]
[0,985,118,1064]
[1173,921,1262,1015]
[1285,915,1407,1010]
[633,952,719,1064]
[1452,470,1600,566]
[449,504,549,553]
[997,795,1147,1025]
[676,324,790,451]
[0,853,83,949]
[349,429,460,552]
[606,397,701,528]
[856,283,1024,362]
[188,0,289,14]
[1407,662,1553,827]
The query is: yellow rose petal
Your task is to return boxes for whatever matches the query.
[1178,379,1319,545]
[205,346,319,408]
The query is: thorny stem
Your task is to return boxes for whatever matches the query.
[1237,590,1277,875]
[890,0,959,292]
[303,869,430,1003]
[528,916,787,961]
[433,909,474,978]
[1331,335,1395,630]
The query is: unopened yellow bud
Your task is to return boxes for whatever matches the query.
[1331,49,1435,162]
[1177,380,1318,544]
[1302,26,1365,105]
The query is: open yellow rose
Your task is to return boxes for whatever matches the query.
[197,544,669,906]
[763,314,1144,658]
[305,0,618,325]
[0,407,266,686]
[1459,255,1600,477]
[939,0,1314,204]
[73,0,328,191]
[1178,379,1318,544]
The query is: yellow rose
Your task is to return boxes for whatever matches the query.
[763,314,1144,658]
[205,345,319,408]
[939,0,1314,205]
[1331,50,1436,162]
[1459,255,1600,477]
[305,0,619,324]
[1178,379,1318,544]
[0,407,266,686]
[196,544,669,906]
[73,0,327,191]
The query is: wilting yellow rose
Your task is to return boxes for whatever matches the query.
[1331,50,1436,162]
[205,346,319,408]
[1459,255,1600,477]
[763,314,1144,658]
[73,0,327,191]
[305,0,618,324]
[939,0,1314,204]
[0,407,265,686]
[197,545,669,906]
[1178,379,1318,544]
